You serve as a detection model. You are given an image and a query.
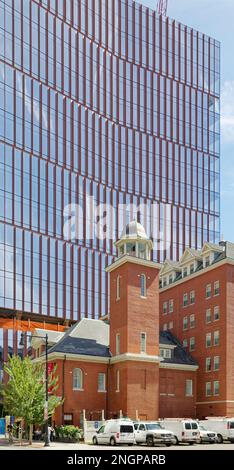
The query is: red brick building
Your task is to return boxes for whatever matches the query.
[159,241,234,418]
[33,222,198,426]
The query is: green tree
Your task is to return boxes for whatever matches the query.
[3,355,62,444]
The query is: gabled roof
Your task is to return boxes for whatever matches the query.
[160,259,182,276]
[201,242,224,254]
[159,331,198,366]
[179,248,202,265]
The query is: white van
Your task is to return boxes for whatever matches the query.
[160,419,200,445]
[199,418,234,443]
[92,419,135,446]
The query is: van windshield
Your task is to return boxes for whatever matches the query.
[191,423,198,429]
[145,423,162,430]
[120,425,134,433]
[229,422,234,429]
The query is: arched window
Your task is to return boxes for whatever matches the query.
[73,368,83,390]
[140,274,146,297]
[116,370,120,392]
[116,275,120,300]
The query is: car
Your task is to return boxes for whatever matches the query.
[160,419,200,445]
[198,424,217,443]
[92,419,135,446]
[134,421,175,447]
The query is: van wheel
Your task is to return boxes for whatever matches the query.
[174,436,179,445]
[217,434,223,444]
[146,436,154,447]
[189,442,195,445]
[128,443,134,446]
[92,436,98,445]
[165,443,171,447]
[110,437,116,446]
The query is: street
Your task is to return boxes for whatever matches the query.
[0,440,234,451]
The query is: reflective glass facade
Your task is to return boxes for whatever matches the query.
[0,0,220,323]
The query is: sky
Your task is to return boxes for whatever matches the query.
[140,0,234,241]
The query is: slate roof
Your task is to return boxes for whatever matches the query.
[48,336,111,358]
[159,331,198,366]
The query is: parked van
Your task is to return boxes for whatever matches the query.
[199,418,234,443]
[197,423,217,443]
[134,421,175,447]
[160,419,200,445]
[92,419,135,446]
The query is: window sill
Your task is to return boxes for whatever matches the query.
[185,395,193,398]
[115,390,120,393]
[140,296,147,299]
[98,390,107,393]
[73,388,84,392]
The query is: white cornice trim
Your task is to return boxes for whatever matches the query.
[196,400,234,405]
[159,362,198,371]
[33,352,110,364]
[106,255,161,273]
[110,352,161,364]
[160,258,234,292]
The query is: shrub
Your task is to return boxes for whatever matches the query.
[55,425,82,442]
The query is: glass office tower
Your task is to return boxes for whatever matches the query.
[0,0,220,329]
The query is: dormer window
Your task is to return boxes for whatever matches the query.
[169,274,173,284]
[163,277,167,287]
[205,256,210,267]
[160,348,172,359]
[190,263,194,274]
[183,267,188,278]
[118,244,124,256]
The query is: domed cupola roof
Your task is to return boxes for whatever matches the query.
[120,221,149,241]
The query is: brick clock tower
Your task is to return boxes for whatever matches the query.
[106,222,161,420]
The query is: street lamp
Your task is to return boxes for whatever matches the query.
[23,332,50,447]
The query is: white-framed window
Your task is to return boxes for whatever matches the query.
[214,306,220,321]
[183,316,188,330]
[116,333,120,355]
[163,323,167,331]
[190,337,195,351]
[214,281,220,296]
[190,263,194,274]
[140,332,146,353]
[190,290,195,304]
[73,368,83,390]
[185,379,193,397]
[183,267,188,278]
[206,309,211,324]
[183,338,188,348]
[183,293,188,307]
[214,356,220,371]
[116,370,120,392]
[206,333,212,348]
[206,381,212,397]
[214,330,219,346]
[205,255,210,267]
[116,275,120,300]
[168,321,173,330]
[140,273,147,297]
[206,284,211,299]
[206,357,212,372]
[163,301,167,314]
[98,373,106,392]
[214,380,219,396]
[160,348,172,359]
[169,274,173,284]
[163,277,167,287]
[190,314,195,328]
[169,299,174,313]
